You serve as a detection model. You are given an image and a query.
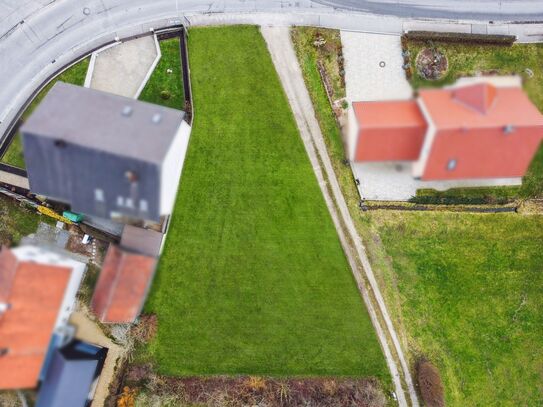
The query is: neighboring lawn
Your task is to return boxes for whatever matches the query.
[144,26,389,381]
[408,41,543,199]
[0,194,45,245]
[139,37,184,109]
[363,210,543,406]
[293,27,543,406]
[0,58,89,169]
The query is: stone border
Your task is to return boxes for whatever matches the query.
[134,33,162,98]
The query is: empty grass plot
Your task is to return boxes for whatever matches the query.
[144,26,388,381]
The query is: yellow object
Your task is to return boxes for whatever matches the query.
[37,205,73,224]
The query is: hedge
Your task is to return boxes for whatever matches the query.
[405,31,516,45]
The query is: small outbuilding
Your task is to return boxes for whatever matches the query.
[91,244,157,323]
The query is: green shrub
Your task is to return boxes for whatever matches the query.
[417,359,445,407]
[405,31,516,45]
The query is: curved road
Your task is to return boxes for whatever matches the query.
[1,0,543,137]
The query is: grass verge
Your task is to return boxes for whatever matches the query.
[0,58,89,169]
[143,26,389,381]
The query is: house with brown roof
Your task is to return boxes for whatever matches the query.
[91,225,163,324]
[0,245,86,390]
[91,244,157,324]
[351,78,543,198]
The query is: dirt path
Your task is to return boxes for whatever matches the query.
[261,26,419,407]
[70,306,125,407]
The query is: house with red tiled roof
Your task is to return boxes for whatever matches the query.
[91,226,162,324]
[352,80,543,182]
[0,245,86,390]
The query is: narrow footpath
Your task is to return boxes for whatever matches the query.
[261,26,419,407]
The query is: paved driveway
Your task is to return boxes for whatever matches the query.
[341,31,418,199]
[341,31,412,103]
[342,31,412,161]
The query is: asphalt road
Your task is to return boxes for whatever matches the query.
[1,0,543,138]
[314,0,543,20]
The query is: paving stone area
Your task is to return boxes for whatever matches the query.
[341,31,412,102]
[87,35,159,98]
[352,161,522,201]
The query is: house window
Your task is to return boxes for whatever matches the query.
[447,159,457,171]
[94,188,104,202]
[503,124,515,135]
[117,196,124,207]
[139,200,148,212]
[125,198,134,209]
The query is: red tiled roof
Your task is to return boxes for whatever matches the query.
[452,83,497,114]
[419,85,543,129]
[0,248,71,389]
[91,245,156,323]
[353,100,427,161]
[419,84,543,180]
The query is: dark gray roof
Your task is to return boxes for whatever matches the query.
[120,225,163,257]
[36,340,107,407]
[21,82,185,163]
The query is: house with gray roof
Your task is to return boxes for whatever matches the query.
[21,82,191,223]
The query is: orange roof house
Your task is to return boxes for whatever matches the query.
[91,245,157,323]
[353,100,427,161]
[0,246,85,389]
[353,81,543,181]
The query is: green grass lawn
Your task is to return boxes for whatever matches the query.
[364,211,543,406]
[0,58,89,169]
[408,41,543,199]
[143,26,389,381]
[139,37,184,109]
[0,195,46,245]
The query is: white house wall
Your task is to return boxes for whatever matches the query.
[160,120,192,215]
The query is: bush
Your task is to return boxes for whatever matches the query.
[417,359,445,407]
[131,314,158,343]
[160,90,171,100]
[409,186,519,205]
[405,31,516,45]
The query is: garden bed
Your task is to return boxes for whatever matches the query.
[123,365,387,407]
